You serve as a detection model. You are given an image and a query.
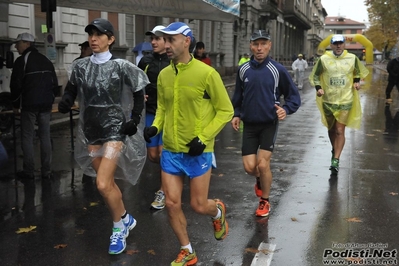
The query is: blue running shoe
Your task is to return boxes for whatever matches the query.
[123,214,137,238]
[108,228,126,254]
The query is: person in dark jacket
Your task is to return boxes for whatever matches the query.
[138,25,170,210]
[193,41,211,66]
[10,32,58,180]
[231,30,301,217]
[73,41,92,61]
[385,57,399,103]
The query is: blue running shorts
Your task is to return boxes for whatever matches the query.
[161,150,212,178]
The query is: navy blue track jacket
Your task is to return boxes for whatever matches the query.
[232,56,301,123]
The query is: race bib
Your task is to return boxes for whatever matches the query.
[329,77,345,86]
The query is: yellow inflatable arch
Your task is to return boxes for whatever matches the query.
[317,34,374,64]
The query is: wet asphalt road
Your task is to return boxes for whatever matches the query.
[0,64,398,266]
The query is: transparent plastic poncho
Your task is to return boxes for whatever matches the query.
[309,50,369,129]
[69,57,149,184]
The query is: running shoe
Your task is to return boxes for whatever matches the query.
[171,248,197,266]
[123,214,137,238]
[212,199,228,240]
[151,190,166,210]
[254,177,262,197]
[108,228,127,254]
[255,199,271,217]
[329,158,339,174]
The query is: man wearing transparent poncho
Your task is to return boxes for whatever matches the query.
[58,18,149,255]
[309,34,369,174]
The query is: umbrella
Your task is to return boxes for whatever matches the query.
[132,42,152,52]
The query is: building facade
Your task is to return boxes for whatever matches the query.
[324,16,368,58]
[0,0,328,92]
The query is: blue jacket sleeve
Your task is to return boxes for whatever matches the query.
[231,70,244,117]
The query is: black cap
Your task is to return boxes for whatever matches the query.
[85,18,114,35]
[250,30,271,41]
[78,41,89,47]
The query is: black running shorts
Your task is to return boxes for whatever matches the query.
[241,121,279,155]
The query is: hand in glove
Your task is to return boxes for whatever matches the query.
[123,120,138,136]
[58,98,73,114]
[143,126,157,143]
[186,137,206,156]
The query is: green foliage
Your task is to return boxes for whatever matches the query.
[364,0,399,53]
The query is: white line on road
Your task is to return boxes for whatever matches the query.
[250,242,276,266]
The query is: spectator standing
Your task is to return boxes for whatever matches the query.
[144,22,233,265]
[58,18,149,255]
[292,53,308,89]
[309,34,369,174]
[383,103,399,135]
[10,33,59,180]
[138,25,170,210]
[231,30,301,217]
[238,52,250,66]
[385,56,399,103]
[193,41,211,66]
[74,41,92,61]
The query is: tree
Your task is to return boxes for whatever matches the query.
[364,0,399,58]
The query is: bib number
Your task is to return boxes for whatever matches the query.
[329,77,345,86]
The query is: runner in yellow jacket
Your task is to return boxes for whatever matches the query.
[309,34,369,174]
[143,22,233,265]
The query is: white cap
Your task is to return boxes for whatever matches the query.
[154,22,193,39]
[14,33,35,43]
[330,34,345,44]
[145,25,166,36]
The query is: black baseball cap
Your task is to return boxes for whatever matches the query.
[250,30,271,41]
[85,18,114,35]
[78,41,89,47]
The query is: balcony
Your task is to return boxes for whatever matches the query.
[307,33,323,44]
[283,0,312,30]
[312,16,323,27]
[259,0,280,22]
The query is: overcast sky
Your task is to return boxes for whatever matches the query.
[322,0,369,23]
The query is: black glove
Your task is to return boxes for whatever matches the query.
[58,100,72,113]
[143,126,157,143]
[123,120,138,136]
[131,112,141,126]
[58,96,73,114]
[186,137,206,156]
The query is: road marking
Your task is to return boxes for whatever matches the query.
[250,242,276,266]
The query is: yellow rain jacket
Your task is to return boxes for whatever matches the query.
[309,50,369,129]
[153,57,234,153]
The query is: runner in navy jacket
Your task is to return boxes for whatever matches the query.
[232,55,300,123]
[231,30,301,218]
